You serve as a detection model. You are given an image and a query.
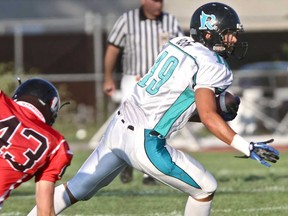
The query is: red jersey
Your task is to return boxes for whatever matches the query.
[0,91,73,205]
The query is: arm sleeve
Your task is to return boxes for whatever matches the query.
[35,140,73,183]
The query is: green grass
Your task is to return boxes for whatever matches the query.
[2,149,288,216]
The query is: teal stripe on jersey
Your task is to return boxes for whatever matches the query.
[168,41,196,61]
[154,86,195,137]
[144,129,201,189]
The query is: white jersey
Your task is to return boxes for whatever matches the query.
[122,36,233,138]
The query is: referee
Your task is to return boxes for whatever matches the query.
[103,0,183,185]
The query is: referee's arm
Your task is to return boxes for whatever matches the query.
[103,44,121,96]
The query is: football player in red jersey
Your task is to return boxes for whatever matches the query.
[0,78,73,215]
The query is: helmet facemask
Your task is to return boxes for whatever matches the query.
[46,96,61,125]
[203,28,248,59]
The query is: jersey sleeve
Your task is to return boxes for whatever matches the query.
[193,61,233,93]
[34,140,73,183]
[107,13,127,48]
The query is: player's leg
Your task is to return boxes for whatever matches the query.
[164,149,216,216]
[119,75,138,183]
[119,75,158,185]
[28,141,126,215]
[68,143,126,200]
[184,195,214,216]
[134,130,217,216]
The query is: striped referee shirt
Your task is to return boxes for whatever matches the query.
[107,7,184,77]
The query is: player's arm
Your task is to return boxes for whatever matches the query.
[103,44,121,96]
[29,141,72,216]
[190,91,240,123]
[35,180,55,216]
[195,87,279,167]
[195,87,236,145]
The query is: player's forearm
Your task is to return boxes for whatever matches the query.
[202,111,251,156]
[201,112,236,145]
[35,180,56,216]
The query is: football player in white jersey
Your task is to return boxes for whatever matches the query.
[28,2,279,216]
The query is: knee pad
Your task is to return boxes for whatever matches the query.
[195,170,217,200]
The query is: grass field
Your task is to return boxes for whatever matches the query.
[1,148,288,216]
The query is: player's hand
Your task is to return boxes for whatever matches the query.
[249,139,280,167]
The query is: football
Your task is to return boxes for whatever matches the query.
[216,91,240,114]
[189,91,240,122]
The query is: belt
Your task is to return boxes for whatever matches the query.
[149,130,163,138]
[117,111,162,136]
[117,111,134,131]
[149,130,161,136]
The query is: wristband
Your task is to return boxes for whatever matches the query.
[230,134,250,156]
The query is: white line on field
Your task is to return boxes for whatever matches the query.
[10,184,288,201]
[57,206,288,216]
[212,205,288,213]
[0,212,23,216]
[3,206,288,216]
[218,185,288,192]
[59,212,183,216]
